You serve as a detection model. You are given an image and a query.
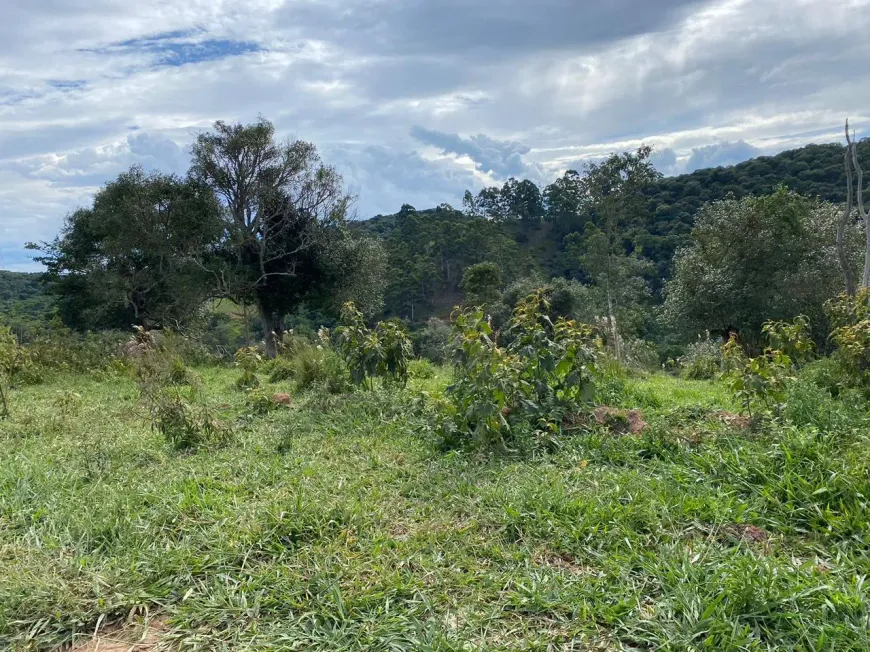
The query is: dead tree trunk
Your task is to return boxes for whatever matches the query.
[847,122,870,288]
[838,121,857,295]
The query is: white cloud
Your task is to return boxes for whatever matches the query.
[2,0,870,271]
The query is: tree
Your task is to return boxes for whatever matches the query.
[566,226,653,354]
[190,118,381,357]
[463,178,545,222]
[565,147,661,357]
[663,189,863,350]
[30,167,223,330]
[839,120,870,294]
[460,262,504,309]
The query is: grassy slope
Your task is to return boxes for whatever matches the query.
[0,369,868,651]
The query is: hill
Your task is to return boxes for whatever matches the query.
[0,271,55,332]
[363,140,870,321]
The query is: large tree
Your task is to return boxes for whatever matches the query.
[190,117,384,357]
[663,188,863,350]
[565,147,661,357]
[30,167,222,330]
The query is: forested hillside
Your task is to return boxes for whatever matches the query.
[5,135,868,339]
[0,271,55,332]
[364,140,869,321]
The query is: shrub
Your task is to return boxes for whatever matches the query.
[234,346,262,390]
[292,345,352,394]
[265,357,296,383]
[151,386,228,451]
[244,387,279,416]
[413,318,451,364]
[335,303,413,389]
[408,358,436,380]
[278,331,315,357]
[762,315,815,366]
[720,317,817,418]
[0,326,30,417]
[622,339,660,372]
[437,291,602,450]
[26,327,127,378]
[677,337,721,380]
[126,326,226,450]
[826,289,870,389]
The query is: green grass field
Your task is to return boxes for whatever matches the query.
[1,368,868,650]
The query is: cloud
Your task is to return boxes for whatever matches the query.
[326,143,480,217]
[410,126,542,180]
[685,140,765,173]
[3,0,870,271]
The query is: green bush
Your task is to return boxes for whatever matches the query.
[826,289,870,390]
[265,357,296,383]
[413,318,451,364]
[25,328,127,378]
[407,358,436,380]
[243,387,279,416]
[677,337,721,379]
[0,326,30,417]
[437,291,602,450]
[234,346,262,390]
[335,303,413,389]
[292,346,352,394]
[151,386,228,451]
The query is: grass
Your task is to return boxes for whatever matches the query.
[0,369,868,650]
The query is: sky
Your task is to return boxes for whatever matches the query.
[1,0,869,271]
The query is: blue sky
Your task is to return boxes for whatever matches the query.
[1,0,870,271]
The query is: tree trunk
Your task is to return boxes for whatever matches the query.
[838,131,857,295]
[845,120,870,291]
[241,298,251,346]
[260,307,279,359]
[606,286,621,362]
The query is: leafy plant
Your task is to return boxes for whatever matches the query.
[762,315,815,366]
[375,319,414,386]
[244,387,278,416]
[234,346,262,390]
[677,336,722,380]
[438,291,602,450]
[291,345,352,394]
[826,289,870,388]
[721,318,817,418]
[335,302,413,389]
[151,386,228,450]
[0,326,30,417]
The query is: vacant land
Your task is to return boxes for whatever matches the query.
[0,369,868,651]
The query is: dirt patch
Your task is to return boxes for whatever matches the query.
[533,548,593,575]
[722,523,769,544]
[714,411,752,430]
[593,407,648,435]
[68,615,170,652]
